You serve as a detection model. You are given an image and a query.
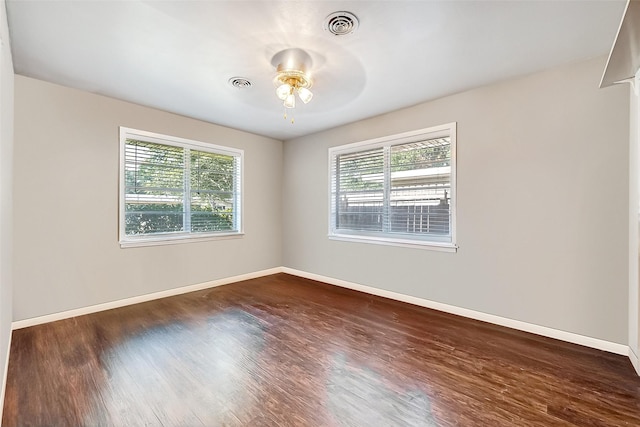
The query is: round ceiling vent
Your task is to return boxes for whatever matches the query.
[228,77,252,89]
[323,11,359,36]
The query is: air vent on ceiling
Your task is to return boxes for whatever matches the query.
[228,77,252,89]
[323,11,359,36]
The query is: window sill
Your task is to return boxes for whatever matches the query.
[328,234,457,252]
[120,232,244,248]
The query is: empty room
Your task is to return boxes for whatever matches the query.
[1,0,640,425]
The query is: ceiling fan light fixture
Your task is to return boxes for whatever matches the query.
[271,48,314,119]
[275,73,310,111]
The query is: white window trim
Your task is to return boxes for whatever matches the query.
[328,123,457,252]
[119,127,244,248]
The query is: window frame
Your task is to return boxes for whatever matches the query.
[328,123,457,252]
[119,127,244,248]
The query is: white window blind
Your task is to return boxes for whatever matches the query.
[189,149,238,233]
[333,147,385,232]
[330,123,456,250]
[125,140,185,235]
[120,128,243,247]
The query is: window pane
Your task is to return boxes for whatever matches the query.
[190,150,237,232]
[329,124,456,248]
[390,137,451,236]
[124,205,184,235]
[335,148,384,232]
[120,128,244,246]
[124,139,185,235]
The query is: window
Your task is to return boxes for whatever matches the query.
[329,123,456,251]
[119,127,243,248]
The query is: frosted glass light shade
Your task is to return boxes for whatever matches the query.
[297,87,313,104]
[283,93,296,108]
[276,84,291,100]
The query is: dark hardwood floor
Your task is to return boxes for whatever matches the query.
[3,273,640,426]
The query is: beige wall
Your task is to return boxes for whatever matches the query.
[13,76,283,321]
[283,56,630,344]
[0,0,13,403]
[11,55,632,345]
[630,74,639,365]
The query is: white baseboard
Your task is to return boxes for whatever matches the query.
[11,267,282,330]
[0,327,12,422]
[281,267,629,356]
[630,348,639,374]
[9,266,631,359]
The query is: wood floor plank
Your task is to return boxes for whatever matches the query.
[3,273,640,426]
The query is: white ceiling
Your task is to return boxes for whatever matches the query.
[6,0,627,141]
